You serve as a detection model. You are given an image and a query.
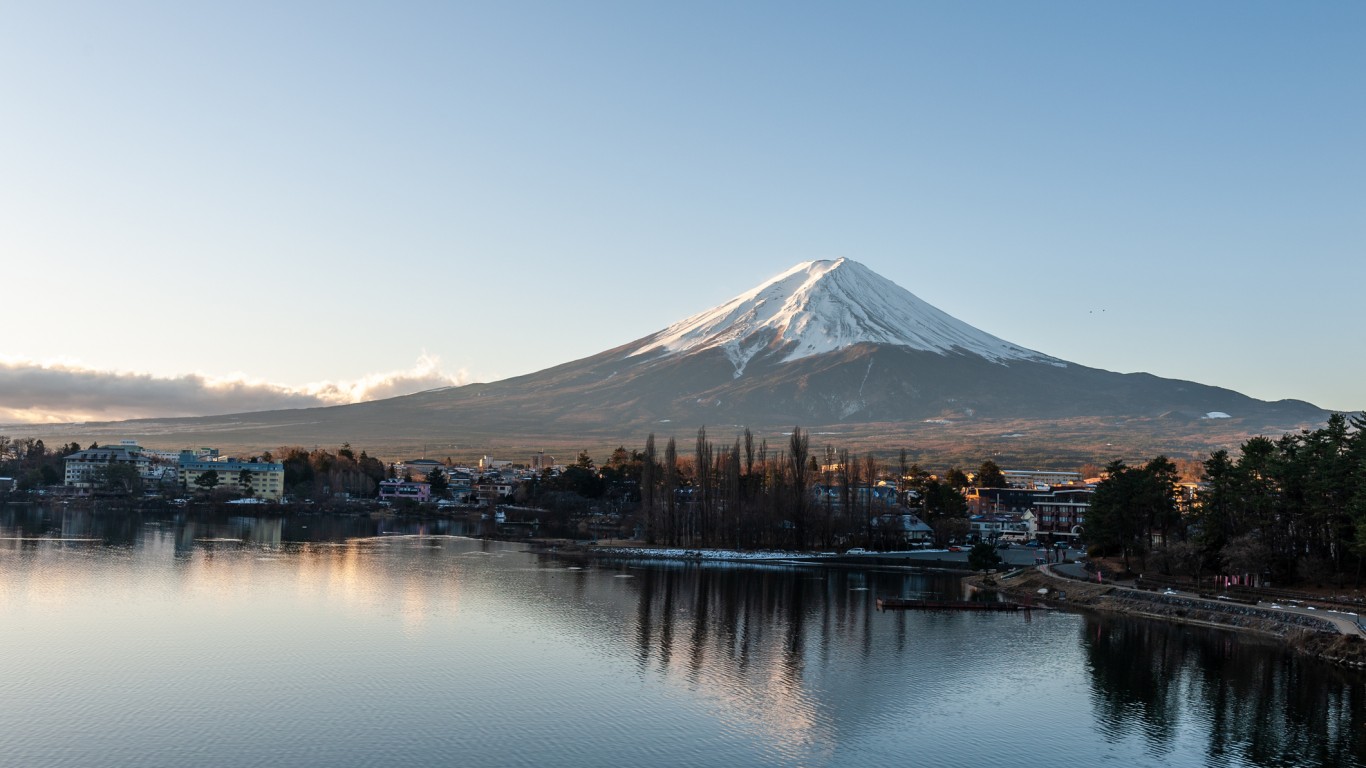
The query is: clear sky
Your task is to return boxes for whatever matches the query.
[1,1,1362,423]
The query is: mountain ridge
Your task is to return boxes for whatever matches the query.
[629,258,1062,376]
[4,259,1332,462]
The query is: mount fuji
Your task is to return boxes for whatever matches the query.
[631,259,1061,374]
[36,258,1329,460]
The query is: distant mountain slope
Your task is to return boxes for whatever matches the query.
[16,258,1329,460]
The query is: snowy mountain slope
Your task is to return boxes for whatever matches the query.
[630,258,1062,376]
[52,257,1329,459]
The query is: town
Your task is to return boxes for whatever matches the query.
[5,413,1364,595]
[2,432,1118,555]
[0,426,1158,565]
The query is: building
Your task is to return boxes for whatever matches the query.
[966,486,1050,516]
[473,477,514,504]
[379,480,431,502]
[872,512,935,547]
[63,444,154,493]
[968,513,1031,543]
[395,459,445,480]
[1002,469,1083,489]
[479,456,513,471]
[179,458,285,500]
[1023,487,1091,544]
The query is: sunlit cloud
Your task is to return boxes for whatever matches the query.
[0,355,472,424]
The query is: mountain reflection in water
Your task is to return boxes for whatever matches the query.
[1,506,1363,768]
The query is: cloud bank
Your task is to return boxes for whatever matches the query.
[0,355,472,424]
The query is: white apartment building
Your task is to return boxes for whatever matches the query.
[63,445,154,493]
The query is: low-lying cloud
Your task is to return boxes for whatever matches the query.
[0,355,472,424]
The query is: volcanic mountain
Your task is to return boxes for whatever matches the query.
[381,257,1322,428]
[34,258,1330,461]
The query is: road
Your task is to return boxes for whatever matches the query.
[1042,562,1366,637]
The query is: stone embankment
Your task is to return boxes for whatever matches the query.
[966,568,1366,669]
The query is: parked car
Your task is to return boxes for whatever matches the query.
[1025,540,1041,548]
[996,541,1011,549]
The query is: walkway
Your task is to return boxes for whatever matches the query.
[1041,563,1366,638]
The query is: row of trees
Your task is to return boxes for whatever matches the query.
[1090,413,1366,586]
[507,428,1001,549]
[617,427,984,550]
[273,444,388,501]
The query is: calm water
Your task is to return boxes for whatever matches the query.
[2,506,1364,768]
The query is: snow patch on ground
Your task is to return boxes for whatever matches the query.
[1204,412,1232,419]
[839,400,865,418]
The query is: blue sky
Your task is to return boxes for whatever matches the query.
[1,2,1362,422]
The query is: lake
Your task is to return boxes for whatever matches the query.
[2,506,1364,767]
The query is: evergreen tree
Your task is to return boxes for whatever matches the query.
[427,467,449,495]
[976,460,1007,489]
[195,469,220,493]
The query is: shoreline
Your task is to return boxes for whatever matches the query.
[538,540,1366,670]
[964,567,1366,669]
[531,541,978,573]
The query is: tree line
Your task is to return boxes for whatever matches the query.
[0,437,83,489]
[1090,413,1366,586]
[520,427,1000,550]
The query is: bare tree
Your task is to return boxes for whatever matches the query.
[695,427,713,546]
[863,453,880,549]
[664,437,679,546]
[788,428,810,549]
[641,434,657,543]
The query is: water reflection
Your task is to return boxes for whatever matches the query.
[1084,616,1366,766]
[3,506,1365,768]
[0,503,470,552]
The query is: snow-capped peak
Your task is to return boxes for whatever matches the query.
[630,258,1060,376]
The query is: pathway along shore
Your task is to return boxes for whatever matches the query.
[964,565,1366,669]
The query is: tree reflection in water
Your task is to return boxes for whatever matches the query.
[9,504,1366,768]
[1083,615,1366,766]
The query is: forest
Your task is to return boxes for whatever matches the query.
[1090,413,1366,586]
